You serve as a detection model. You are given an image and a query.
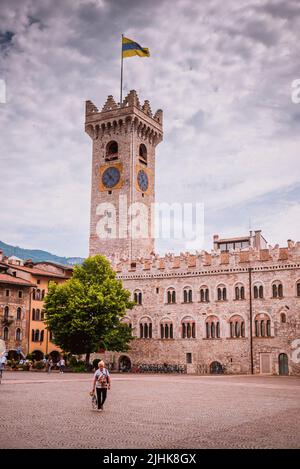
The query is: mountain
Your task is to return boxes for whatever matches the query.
[0,240,84,265]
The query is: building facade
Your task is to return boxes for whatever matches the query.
[86,91,300,376]
[0,252,72,359]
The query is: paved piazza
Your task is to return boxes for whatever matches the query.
[1,372,300,449]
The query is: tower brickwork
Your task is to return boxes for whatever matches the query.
[85,90,163,260]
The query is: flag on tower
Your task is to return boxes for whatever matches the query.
[122,36,150,58]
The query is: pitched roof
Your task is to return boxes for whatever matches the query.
[8,264,70,279]
[0,273,36,287]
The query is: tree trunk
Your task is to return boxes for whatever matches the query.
[85,352,90,366]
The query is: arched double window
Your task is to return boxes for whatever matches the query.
[253,283,264,299]
[134,290,142,305]
[183,287,192,303]
[235,284,245,300]
[32,309,41,321]
[217,285,227,301]
[167,288,176,304]
[181,317,196,339]
[4,306,9,320]
[200,286,209,302]
[229,315,245,338]
[160,321,173,339]
[140,318,152,339]
[16,328,21,341]
[16,307,22,320]
[296,281,300,297]
[272,281,283,298]
[206,316,220,339]
[33,289,42,301]
[32,329,40,342]
[254,314,271,337]
[3,327,9,340]
[105,140,118,161]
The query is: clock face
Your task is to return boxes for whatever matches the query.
[137,169,149,192]
[102,167,120,188]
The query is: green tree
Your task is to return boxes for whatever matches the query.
[44,255,134,364]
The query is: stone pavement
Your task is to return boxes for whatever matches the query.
[1,372,300,449]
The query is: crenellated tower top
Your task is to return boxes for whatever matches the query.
[85,90,163,145]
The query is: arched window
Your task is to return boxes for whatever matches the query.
[297,282,300,297]
[167,288,176,304]
[35,309,40,321]
[34,330,40,342]
[253,283,264,299]
[105,140,118,161]
[36,289,41,301]
[139,144,147,165]
[280,313,286,323]
[183,287,192,303]
[160,321,173,339]
[229,315,245,338]
[134,290,142,305]
[41,310,45,321]
[40,330,44,342]
[254,314,271,337]
[200,286,209,302]
[42,290,45,300]
[217,285,227,301]
[205,316,220,339]
[272,281,283,298]
[32,289,36,300]
[181,318,196,339]
[235,284,245,300]
[16,328,21,341]
[4,306,9,320]
[17,307,21,320]
[32,309,36,321]
[3,327,9,340]
[140,318,152,339]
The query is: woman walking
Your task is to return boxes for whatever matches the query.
[91,360,111,411]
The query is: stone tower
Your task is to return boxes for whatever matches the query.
[85,90,163,260]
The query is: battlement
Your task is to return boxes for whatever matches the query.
[85,90,163,144]
[112,240,300,276]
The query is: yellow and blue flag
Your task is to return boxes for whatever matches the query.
[122,36,150,58]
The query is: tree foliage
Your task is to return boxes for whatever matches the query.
[44,255,134,361]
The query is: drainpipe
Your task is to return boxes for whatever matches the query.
[28,288,32,357]
[248,267,254,374]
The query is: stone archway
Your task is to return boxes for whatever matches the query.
[279,353,289,375]
[210,361,224,374]
[31,350,44,361]
[119,355,131,372]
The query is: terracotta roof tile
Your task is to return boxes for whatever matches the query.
[0,273,36,287]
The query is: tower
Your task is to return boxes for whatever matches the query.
[85,90,163,260]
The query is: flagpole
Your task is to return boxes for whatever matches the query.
[120,34,124,105]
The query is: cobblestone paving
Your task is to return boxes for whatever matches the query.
[1,372,300,449]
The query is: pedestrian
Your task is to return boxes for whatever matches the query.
[0,353,7,382]
[48,358,53,373]
[59,357,65,374]
[91,360,111,411]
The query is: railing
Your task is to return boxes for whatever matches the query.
[131,363,187,373]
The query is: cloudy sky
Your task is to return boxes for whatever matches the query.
[0,0,300,258]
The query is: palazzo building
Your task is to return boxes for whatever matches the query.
[85,90,300,376]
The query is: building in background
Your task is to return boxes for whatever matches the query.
[0,251,72,360]
[86,91,300,376]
